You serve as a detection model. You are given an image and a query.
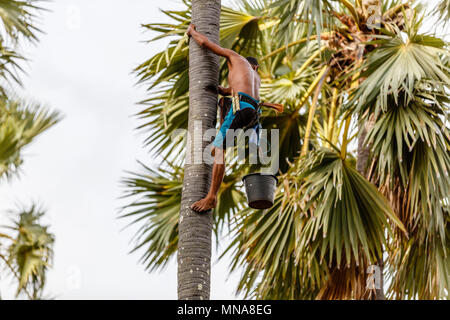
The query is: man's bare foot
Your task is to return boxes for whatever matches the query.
[191,196,217,213]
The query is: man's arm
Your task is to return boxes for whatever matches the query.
[204,85,232,96]
[260,102,284,113]
[218,86,232,96]
[187,24,238,61]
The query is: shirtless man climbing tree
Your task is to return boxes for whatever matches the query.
[187,23,282,213]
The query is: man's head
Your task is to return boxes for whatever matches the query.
[246,57,259,71]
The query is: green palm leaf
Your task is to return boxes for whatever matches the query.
[120,162,182,272]
[1,205,54,299]
[387,217,450,299]
[225,177,326,299]
[364,88,449,299]
[0,0,44,88]
[270,0,333,40]
[297,149,404,268]
[128,0,449,300]
[433,0,450,25]
[366,90,449,232]
[350,12,449,113]
[0,0,43,42]
[120,161,244,271]
[0,96,61,179]
[220,6,261,51]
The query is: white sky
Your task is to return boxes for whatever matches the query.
[0,0,241,300]
[0,0,446,300]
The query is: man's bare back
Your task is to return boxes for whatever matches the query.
[187,24,261,213]
[226,55,260,99]
[187,24,260,100]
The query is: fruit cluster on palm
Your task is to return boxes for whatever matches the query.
[0,0,58,300]
[123,0,449,299]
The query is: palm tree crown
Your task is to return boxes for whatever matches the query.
[123,0,449,300]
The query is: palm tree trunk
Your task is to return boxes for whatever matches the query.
[177,0,221,300]
[374,257,386,300]
[356,125,371,175]
[357,117,385,300]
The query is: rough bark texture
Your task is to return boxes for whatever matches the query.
[356,125,371,175]
[357,118,385,300]
[177,0,221,301]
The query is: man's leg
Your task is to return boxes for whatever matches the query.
[191,98,227,213]
[191,146,225,212]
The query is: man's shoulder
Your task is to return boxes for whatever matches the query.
[228,51,246,61]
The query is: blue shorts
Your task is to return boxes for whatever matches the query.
[212,92,259,149]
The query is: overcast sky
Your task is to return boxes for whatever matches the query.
[0,0,446,300]
[0,0,241,300]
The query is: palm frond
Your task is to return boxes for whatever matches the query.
[270,0,333,41]
[297,149,404,269]
[0,96,61,179]
[366,90,449,234]
[120,161,244,271]
[0,0,44,88]
[350,11,449,113]
[226,172,326,299]
[129,0,450,300]
[120,162,182,272]
[387,218,450,299]
[0,0,43,43]
[0,38,24,87]
[433,0,450,25]
[220,5,261,53]
[1,204,54,299]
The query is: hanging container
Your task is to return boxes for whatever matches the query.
[242,173,278,209]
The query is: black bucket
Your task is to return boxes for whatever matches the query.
[243,173,278,209]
